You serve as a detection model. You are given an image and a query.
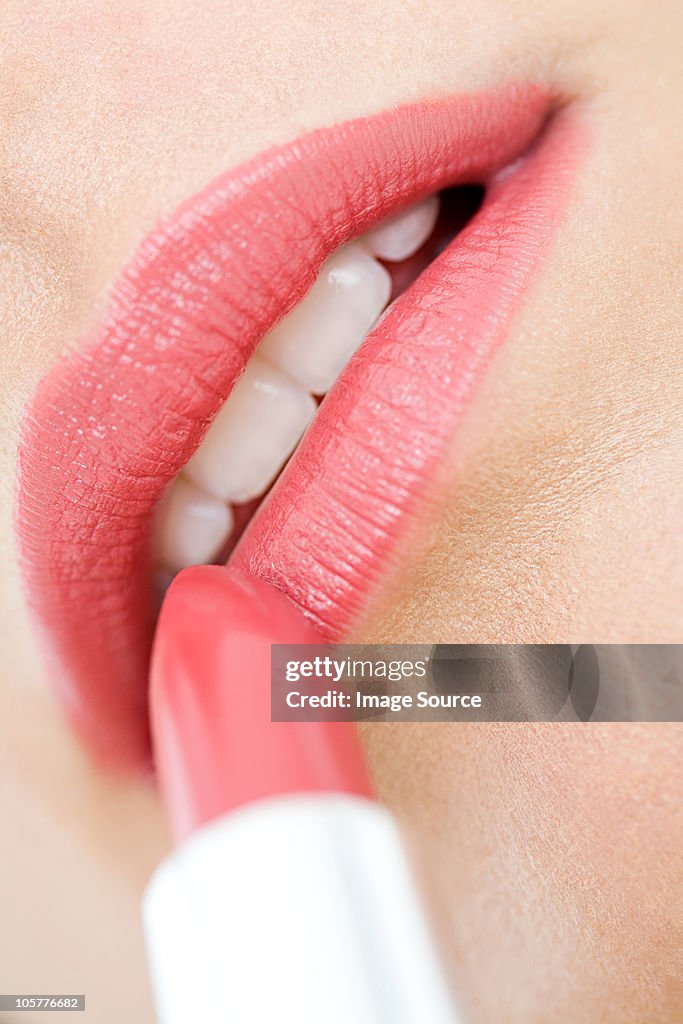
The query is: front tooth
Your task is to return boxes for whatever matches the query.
[154,477,234,573]
[363,195,439,262]
[185,354,316,503]
[259,245,391,395]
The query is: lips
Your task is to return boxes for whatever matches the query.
[16,83,580,769]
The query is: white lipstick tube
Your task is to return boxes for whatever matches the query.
[143,794,462,1024]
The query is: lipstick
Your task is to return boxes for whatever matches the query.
[143,565,461,1023]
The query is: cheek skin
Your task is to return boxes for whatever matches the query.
[361,723,683,1023]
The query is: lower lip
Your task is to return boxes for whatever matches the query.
[16,85,582,769]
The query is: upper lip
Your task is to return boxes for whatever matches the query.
[15,82,578,769]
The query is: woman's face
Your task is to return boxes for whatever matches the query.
[2,0,681,1020]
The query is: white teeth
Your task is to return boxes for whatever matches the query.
[155,196,440,574]
[259,244,391,394]
[363,195,439,262]
[184,354,316,504]
[154,477,234,573]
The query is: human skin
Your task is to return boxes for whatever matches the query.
[1,1,681,1022]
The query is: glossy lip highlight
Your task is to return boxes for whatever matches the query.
[15,84,579,769]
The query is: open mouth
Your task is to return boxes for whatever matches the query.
[152,184,484,584]
[16,83,580,769]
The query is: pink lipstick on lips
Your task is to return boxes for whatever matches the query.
[144,564,462,1023]
[16,84,580,767]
